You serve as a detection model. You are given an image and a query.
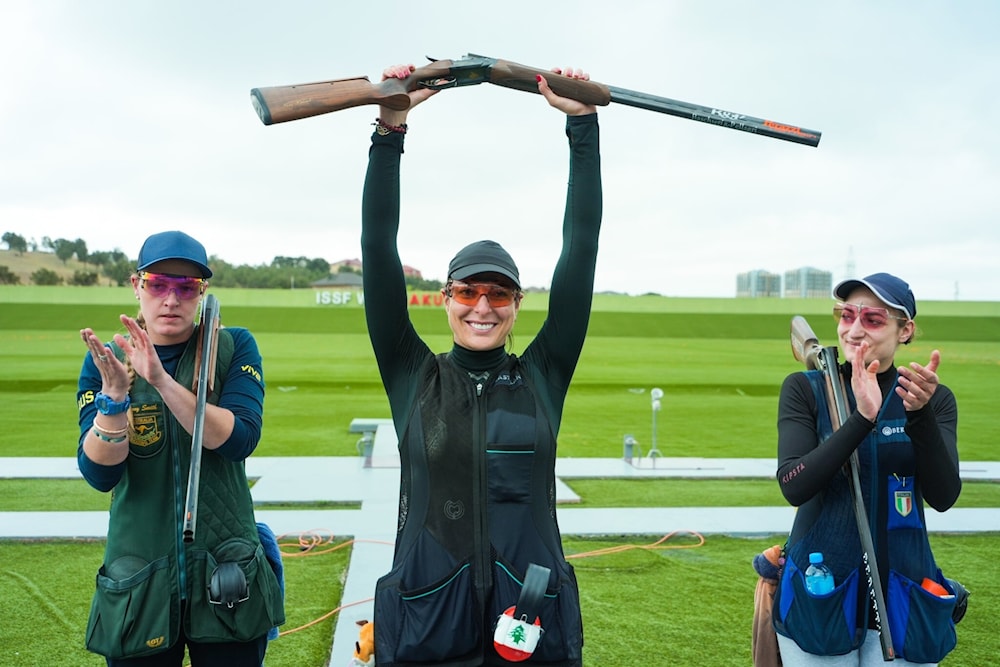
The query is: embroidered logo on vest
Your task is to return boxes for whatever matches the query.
[444,499,465,520]
[894,490,913,517]
[494,371,524,388]
[131,402,164,448]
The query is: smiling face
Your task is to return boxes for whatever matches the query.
[443,273,522,351]
[836,285,914,369]
[131,258,207,345]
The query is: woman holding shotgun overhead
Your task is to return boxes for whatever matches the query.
[360,64,600,666]
[773,273,963,666]
[76,230,283,666]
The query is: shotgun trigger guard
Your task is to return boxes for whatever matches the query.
[418,76,459,90]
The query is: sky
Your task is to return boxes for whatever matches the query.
[2,1,998,300]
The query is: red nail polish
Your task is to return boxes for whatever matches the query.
[535,74,542,82]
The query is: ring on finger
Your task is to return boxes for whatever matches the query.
[98,354,108,362]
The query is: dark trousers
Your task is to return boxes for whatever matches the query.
[106,633,268,667]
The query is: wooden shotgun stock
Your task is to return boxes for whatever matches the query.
[250,56,610,126]
[789,316,895,661]
[250,53,821,146]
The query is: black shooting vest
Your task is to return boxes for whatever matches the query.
[773,369,957,662]
[374,354,582,667]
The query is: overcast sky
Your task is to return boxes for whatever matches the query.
[2,1,997,300]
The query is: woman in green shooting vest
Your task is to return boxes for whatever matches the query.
[77,230,284,666]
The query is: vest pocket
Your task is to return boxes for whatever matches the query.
[776,557,861,656]
[490,555,583,662]
[186,537,283,643]
[886,569,957,663]
[86,555,174,659]
[374,559,480,663]
[487,444,534,503]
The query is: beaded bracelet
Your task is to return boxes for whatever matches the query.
[92,426,128,444]
[373,117,408,136]
[93,418,130,436]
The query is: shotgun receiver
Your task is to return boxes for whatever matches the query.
[250,53,821,147]
[182,294,221,544]
[790,316,895,661]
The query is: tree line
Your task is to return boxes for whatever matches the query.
[0,231,442,290]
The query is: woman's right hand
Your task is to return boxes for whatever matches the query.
[537,67,598,116]
[378,63,439,127]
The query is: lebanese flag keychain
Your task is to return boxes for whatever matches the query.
[493,563,549,662]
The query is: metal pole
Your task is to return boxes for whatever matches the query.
[648,387,663,460]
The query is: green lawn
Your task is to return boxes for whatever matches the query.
[1,289,997,665]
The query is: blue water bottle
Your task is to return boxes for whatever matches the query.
[804,552,834,595]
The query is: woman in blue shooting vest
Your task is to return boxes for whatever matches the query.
[360,64,601,666]
[773,273,962,666]
[77,230,284,666]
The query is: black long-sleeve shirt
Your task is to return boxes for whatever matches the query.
[777,363,961,512]
[361,114,602,433]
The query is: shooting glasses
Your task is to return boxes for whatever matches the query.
[834,302,909,331]
[447,282,521,308]
[139,272,207,301]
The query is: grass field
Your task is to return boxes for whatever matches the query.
[1,286,997,665]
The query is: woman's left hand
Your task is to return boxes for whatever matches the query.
[537,67,598,116]
[896,349,940,411]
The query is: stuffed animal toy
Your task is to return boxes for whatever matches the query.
[351,619,374,667]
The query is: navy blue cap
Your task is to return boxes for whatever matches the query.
[136,231,212,278]
[448,240,520,288]
[834,272,916,320]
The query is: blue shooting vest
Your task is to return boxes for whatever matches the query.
[773,370,958,662]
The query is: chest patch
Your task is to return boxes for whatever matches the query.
[130,402,165,449]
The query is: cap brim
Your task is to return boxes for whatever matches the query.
[833,278,911,319]
[450,263,519,287]
[137,257,213,279]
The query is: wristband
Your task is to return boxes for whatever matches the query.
[92,426,128,444]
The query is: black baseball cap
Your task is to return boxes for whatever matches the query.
[448,240,520,288]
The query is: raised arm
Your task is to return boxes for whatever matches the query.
[525,70,602,395]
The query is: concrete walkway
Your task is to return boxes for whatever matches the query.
[3,427,998,666]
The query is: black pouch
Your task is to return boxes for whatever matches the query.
[85,555,175,659]
[946,577,969,624]
[374,558,480,663]
[209,561,249,608]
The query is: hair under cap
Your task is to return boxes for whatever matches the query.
[833,272,916,320]
[136,230,212,278]
[448,240,520,288]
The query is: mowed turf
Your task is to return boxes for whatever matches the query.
[1,288,998,666]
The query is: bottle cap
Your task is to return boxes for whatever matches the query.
[808,552,824,564]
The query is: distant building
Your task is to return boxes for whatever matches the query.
[784,266,832,298]
[330,258,363,274]
[736,269,781,298]
[330,258,423,279]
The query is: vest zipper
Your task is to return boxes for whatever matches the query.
[469,371,492,648]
